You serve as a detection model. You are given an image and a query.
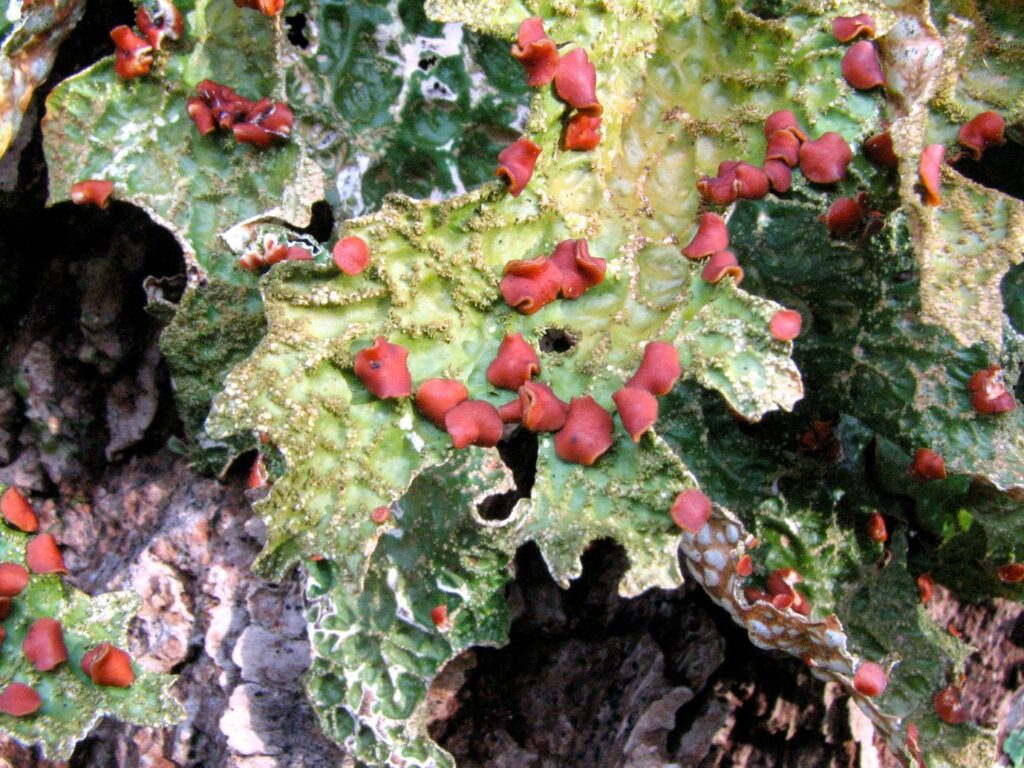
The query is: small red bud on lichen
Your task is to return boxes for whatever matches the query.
[445,401,503,449]
[517,381,569,433]
[910,448,946,481]
[736,554,754,577]
[681,213,729,260]
[549,239,606,299]
[563,114,601,151]
[23,618,67,672]
[670,489,711,532]
[841,41,885,90]
[866,512,888,543]
[832,13,876,42]
[26,534,67,574]
[933,686,968,724]
[626,342,681,397]
[353,337,412,399]
[0,563,29,597]
[511,17,559,87]
[110,25,153,79]
[821,193,867,238]
[763,111,807,142]
[799,132,853,184]
[554,48,601,116]
[918,144,944,206]
[371,506,390,525]
[71,180,115,209]
[333,236,371,275]
[968,366,1016,414]
[763,159,792,193]
[0,488,39,533]
[0,683,41,716]
[917,573,934,603]
[496,137,541,197]
[998,563,1024,583]
[487,334,540,390]
[863,131,898,167]
[769,309,802,341]
[415,379,470,429]
[853,661,888,697]
[957,111,1005,161]
[554,396,614,466]
[612,387,658,442]
[246,454,268,490]
[431,604,450,630]
[136,0,183,50]
[82,642,134,687]
[501,256,563,314]
[701,250,744,286]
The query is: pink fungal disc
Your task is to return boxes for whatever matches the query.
[415,379,470,429]
[999,563,1024,583]
[854,662,888,697]
[23,618,68,672]
[549,239,606,299]
[0,683,41,717]
[510,17,559,86]
[867,512,888,543]
[486,333,540,390]
[766,568,811,615]
[0,487,39,533]
[612,387,658,442]
[71,180,115,209]
[353,337,413,399]
[517,381,569,433]
[832,13,876,42]
[934,686,968,725]
[553,396,614,466]
[958,111,1005,160]
[769,309,802,341]
[498,399,522,423]
[968,366,1016,414]
[82,642,135,687]
[763,110,807,142]
[841,41,885,90]
[763,159,792,193]
[332,236,371,275]
[234,99,294,148]
[917,573,934,603]
[701,250,743,286]
[765,129,801,167]
[246,454,268,490]
[696,161,742,205]
[26,534,67,574]
[554,48,601,116]
[625,341,681,396]
[563,114,602,151]
[863,130,898,167]
[736,554,754,577]
[0,563,29,597]
[444,401,503,449]
[496,137,542,197]
[670,489,711,533]
[110,25,153,79]
[910,448,946,481]
[371,506,390,525]
[799,132,853,184]
[285,246,312,261]
[431,604,450,630]
[500,255,563,314]
[681,213,729,260]
[136,0,183,49]
[733,163,770,200]
[821,193,867,238]
[918,144,945,206]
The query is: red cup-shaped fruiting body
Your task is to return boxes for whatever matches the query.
[998,563,1024,583]
[501,256,562,314]
[701,250,744,286]
[1,488,38,533]
[498,399,522,423]
[486,334,540,390]
[763,110,807,142]
[736,554,754,577]
[415,379,469,429]
[681,213,729,260]
[0,563,29,597]
[769,309,802,341]
[863,131,898,167]
[853,662,888,697]
[285,246,312,261]
[554,48,601,116]
[234,99,294,148]
[910,448,946,481]
[23,618,67,672]
[430,604,450,630]
[246,453,268,490]
[933,686,968,725]
[763,159,792,193]
[917,573,934,603]
[71,180,115,209]
[444,400,503,449]
[549,239,606,299]
[697,161,740,205]
[625,341,681,396]
[670,489,711,532]
[765,129,801,167]
[821,194,867,238]
[766,568,811,615]
[918,144,945,206]
[136,0,183,49]
[957,111,1005,161]
[111,25,153,79]
[26,534,67,574]
[511,17,559,87]
[563,114,601,151]
[832,13,876,42]
[0,683,41,716]
[353,337,413,399]
[612,387,658,442]
[333,236,371,275]
[496,138,542,197]
[799,132,853,184]
[82,642,135,687]
[554,396,614,466]
[968,366,1016,414]
[517,381,569,433]
[371,506,390,525]
[194,80,252,130]
[186,98,215,135]
[866,512,888,543]
[233,0,283,16]
[841,41,885,90]
[734,163,770,200]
